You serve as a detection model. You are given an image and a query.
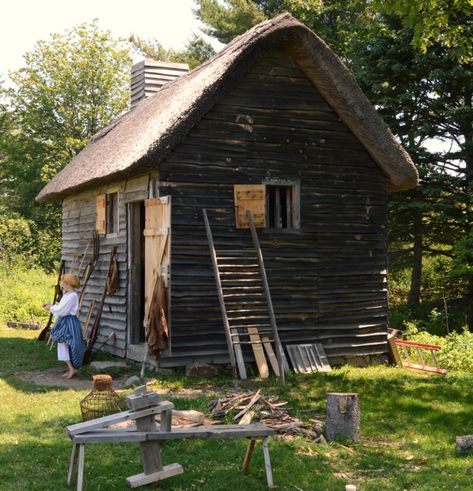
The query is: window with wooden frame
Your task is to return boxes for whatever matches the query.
[234,181,300,230]
[96,192,119,235]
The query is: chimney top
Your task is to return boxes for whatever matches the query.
[131,59,189,109]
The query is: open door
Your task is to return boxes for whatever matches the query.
[144,196,171,354]
[129,201,146,344]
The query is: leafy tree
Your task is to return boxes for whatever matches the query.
[377,0,473,62]
[129,34,216,69]
[0,21,132,269]
[129,34,176,62]
[172,35,216,69]
[195,0,374,59]
[195,0,266,43]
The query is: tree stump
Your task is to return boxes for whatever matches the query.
[456,435,473,453]
[326,393,360,441]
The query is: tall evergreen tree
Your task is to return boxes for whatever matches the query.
[195,1,473,328]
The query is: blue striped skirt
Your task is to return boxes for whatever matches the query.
[50,315,85,369]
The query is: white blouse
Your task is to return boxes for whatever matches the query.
[50,291,79,318]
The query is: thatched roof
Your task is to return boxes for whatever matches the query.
[37,13,418,203]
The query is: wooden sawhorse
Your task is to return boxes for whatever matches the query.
[66,391,276,489]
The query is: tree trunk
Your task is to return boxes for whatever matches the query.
[467,276,473,331]
[456,434,473,453]
[326,393,360,441]
[408,210,423,305]
[462,85,473,330]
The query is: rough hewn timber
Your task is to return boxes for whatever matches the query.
[157,51,388,366]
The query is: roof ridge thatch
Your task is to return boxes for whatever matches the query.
[37,13,418,202]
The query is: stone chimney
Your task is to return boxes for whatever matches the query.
[130,59,189,109]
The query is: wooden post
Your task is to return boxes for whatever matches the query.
[125,393,183,487]
[242,439,256,474]
[77,444,85,491]
[387,329,402,366]
[262,438,274,488]
[326,393,360,442]
[67,443,79,487]
[136,414,163,474]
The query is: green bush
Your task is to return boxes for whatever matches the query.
[0,260,52,323]
[0,207,61,272]
[405,325,473,371]
[0,214,36,265]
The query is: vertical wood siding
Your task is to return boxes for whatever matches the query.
[157,50,389,366]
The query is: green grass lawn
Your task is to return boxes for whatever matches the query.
[1,324,473,490]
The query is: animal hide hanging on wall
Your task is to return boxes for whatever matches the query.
[147,276,169,357]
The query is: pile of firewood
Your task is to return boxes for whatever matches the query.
[209,389,325,441]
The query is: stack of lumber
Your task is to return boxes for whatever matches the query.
[209,390,325,441]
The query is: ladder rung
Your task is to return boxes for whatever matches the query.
[216,250,256,255]
[219,272,261,276]
[229,323,273,330]
[223,293,266,298]
[228,315,269,321]
[231,332,274,338]
[225,301,267,307]
[217,264,259,269]
[221,279,263,283]
[232,339,275,345]
[226,308,268,314]
[222,287,265,291]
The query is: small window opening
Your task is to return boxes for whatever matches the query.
[106,192,119,234]
[267,185,294,229]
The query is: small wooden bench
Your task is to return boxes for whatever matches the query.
[67,391,276,489]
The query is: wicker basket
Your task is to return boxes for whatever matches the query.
[80,374,125,421]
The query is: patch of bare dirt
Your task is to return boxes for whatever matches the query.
[16,367,129,390]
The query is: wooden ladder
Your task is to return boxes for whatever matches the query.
[203,209,286,384]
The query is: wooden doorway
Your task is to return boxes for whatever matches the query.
[143,196,171,354]
[129,197,171,355]
[129,201,146,344]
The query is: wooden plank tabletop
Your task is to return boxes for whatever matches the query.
[72,423,275,444]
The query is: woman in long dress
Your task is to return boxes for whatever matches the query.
[43,274,85,379]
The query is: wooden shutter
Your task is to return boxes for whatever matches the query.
[144,196,171,322]
[96,194,106,234]
[234,184,266,228]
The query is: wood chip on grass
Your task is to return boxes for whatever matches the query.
[209,391,325,441]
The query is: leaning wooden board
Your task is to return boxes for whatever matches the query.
[248,327,269,377]
[286,343,331,373]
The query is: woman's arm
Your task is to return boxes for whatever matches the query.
[49,293,76,317]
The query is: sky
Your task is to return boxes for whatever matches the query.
[0,0,210,78]
[0,1,454,156]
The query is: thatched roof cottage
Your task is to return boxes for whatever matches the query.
[38,13,417,370]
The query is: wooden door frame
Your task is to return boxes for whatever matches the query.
[127,201,146,346]
[127,196,172,357]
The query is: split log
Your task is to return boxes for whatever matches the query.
[456,435,473,453]
[325,393,360,442]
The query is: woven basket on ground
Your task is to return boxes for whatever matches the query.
[80,374,125,421]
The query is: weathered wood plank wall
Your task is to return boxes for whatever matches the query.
[62,186,129,357]
[158,50,388,366]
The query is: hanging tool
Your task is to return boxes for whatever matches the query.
[78,231,100,316]
[94,332,117,354]
[83,246,118,364]
[38,260,65,341]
